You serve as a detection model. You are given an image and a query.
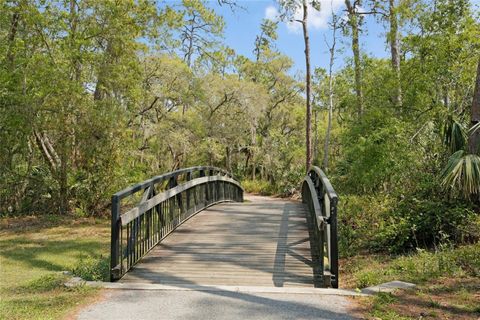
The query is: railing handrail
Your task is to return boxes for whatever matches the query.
[310,166,338,202]
[302,166,339,288]
[113,166,232,200]
[120,175,242,226]
[303,175,327,226]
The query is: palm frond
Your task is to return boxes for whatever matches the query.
[443,117,467,153]
[468,121,480,134]
[441,150,480,197]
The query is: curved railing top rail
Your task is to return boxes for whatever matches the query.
[113,166,234,200]
[119,175,242,226]
[309,167,338,202]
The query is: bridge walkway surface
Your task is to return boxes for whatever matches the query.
[119,194,316,287]
[76,194,358,320]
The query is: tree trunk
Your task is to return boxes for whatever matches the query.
[302,0,312,172]
[323,17,337,171]
[186,25,194,68]
[389,0,402,108]
[58,118,68,215]
[469,58,480,154]
[6,11,19,67]
[250,123,256,180]
[94,41,114,102]
[314,109,318,161]
[345,0,363,116]
[34,131,59,174]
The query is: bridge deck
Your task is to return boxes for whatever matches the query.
[120,195,319,287]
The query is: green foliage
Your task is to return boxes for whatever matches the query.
[330,0,480,254]
[379,194,479,252]
[72,255,110,282]
[242,180,275,195]
[337,194,395,256]
[336,108,416,193]
[441,151,480,197]
[440,115,480,198]
[443,117,467,154]
[0,0,304,215]
[339,185,479,255]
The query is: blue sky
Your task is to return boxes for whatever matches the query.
[211,0,394,74]
[208,0,480,75]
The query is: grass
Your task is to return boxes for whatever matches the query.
[356,277,480,320]
[342,243,480,319]
[1,212,478,320]
[0,215,110,320]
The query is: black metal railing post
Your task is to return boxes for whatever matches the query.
[110,194,121,281]
[330,198,339,288]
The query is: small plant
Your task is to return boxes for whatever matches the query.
[356,270,380,289]
[375,292,397,305]
[72,255,109,281]
[428,297,442,308]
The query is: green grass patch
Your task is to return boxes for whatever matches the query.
[0,215,110,320]
[369,293,411,320]
[342,243,479,289]
[344,244,480,319]
[20,274,68,293]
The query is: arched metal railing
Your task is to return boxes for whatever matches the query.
[110,166,244,281]
[302,166,339,288]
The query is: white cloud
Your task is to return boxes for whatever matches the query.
[266,0,344,34]
[265,5,279,21]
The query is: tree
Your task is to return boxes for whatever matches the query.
[301,0,313,172]
[249,19,279,179]
[388,0,402,108]
[469,57,480,154]
[344,0,364,116]
[254,19,278,62]
[279,0,320,172]
[179,0,224,68]
[323,11,339,171]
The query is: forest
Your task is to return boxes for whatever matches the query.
[1,0,480,318]
[2,0,479,253]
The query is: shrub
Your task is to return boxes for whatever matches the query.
[241,180,276,195]
[337,194,395,256]
[338,189,479,255]
[377,195,480,253]
[72,255,109,281]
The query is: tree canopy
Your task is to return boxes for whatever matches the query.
[1,0,479,252]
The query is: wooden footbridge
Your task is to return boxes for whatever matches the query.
[110,166,339,289]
